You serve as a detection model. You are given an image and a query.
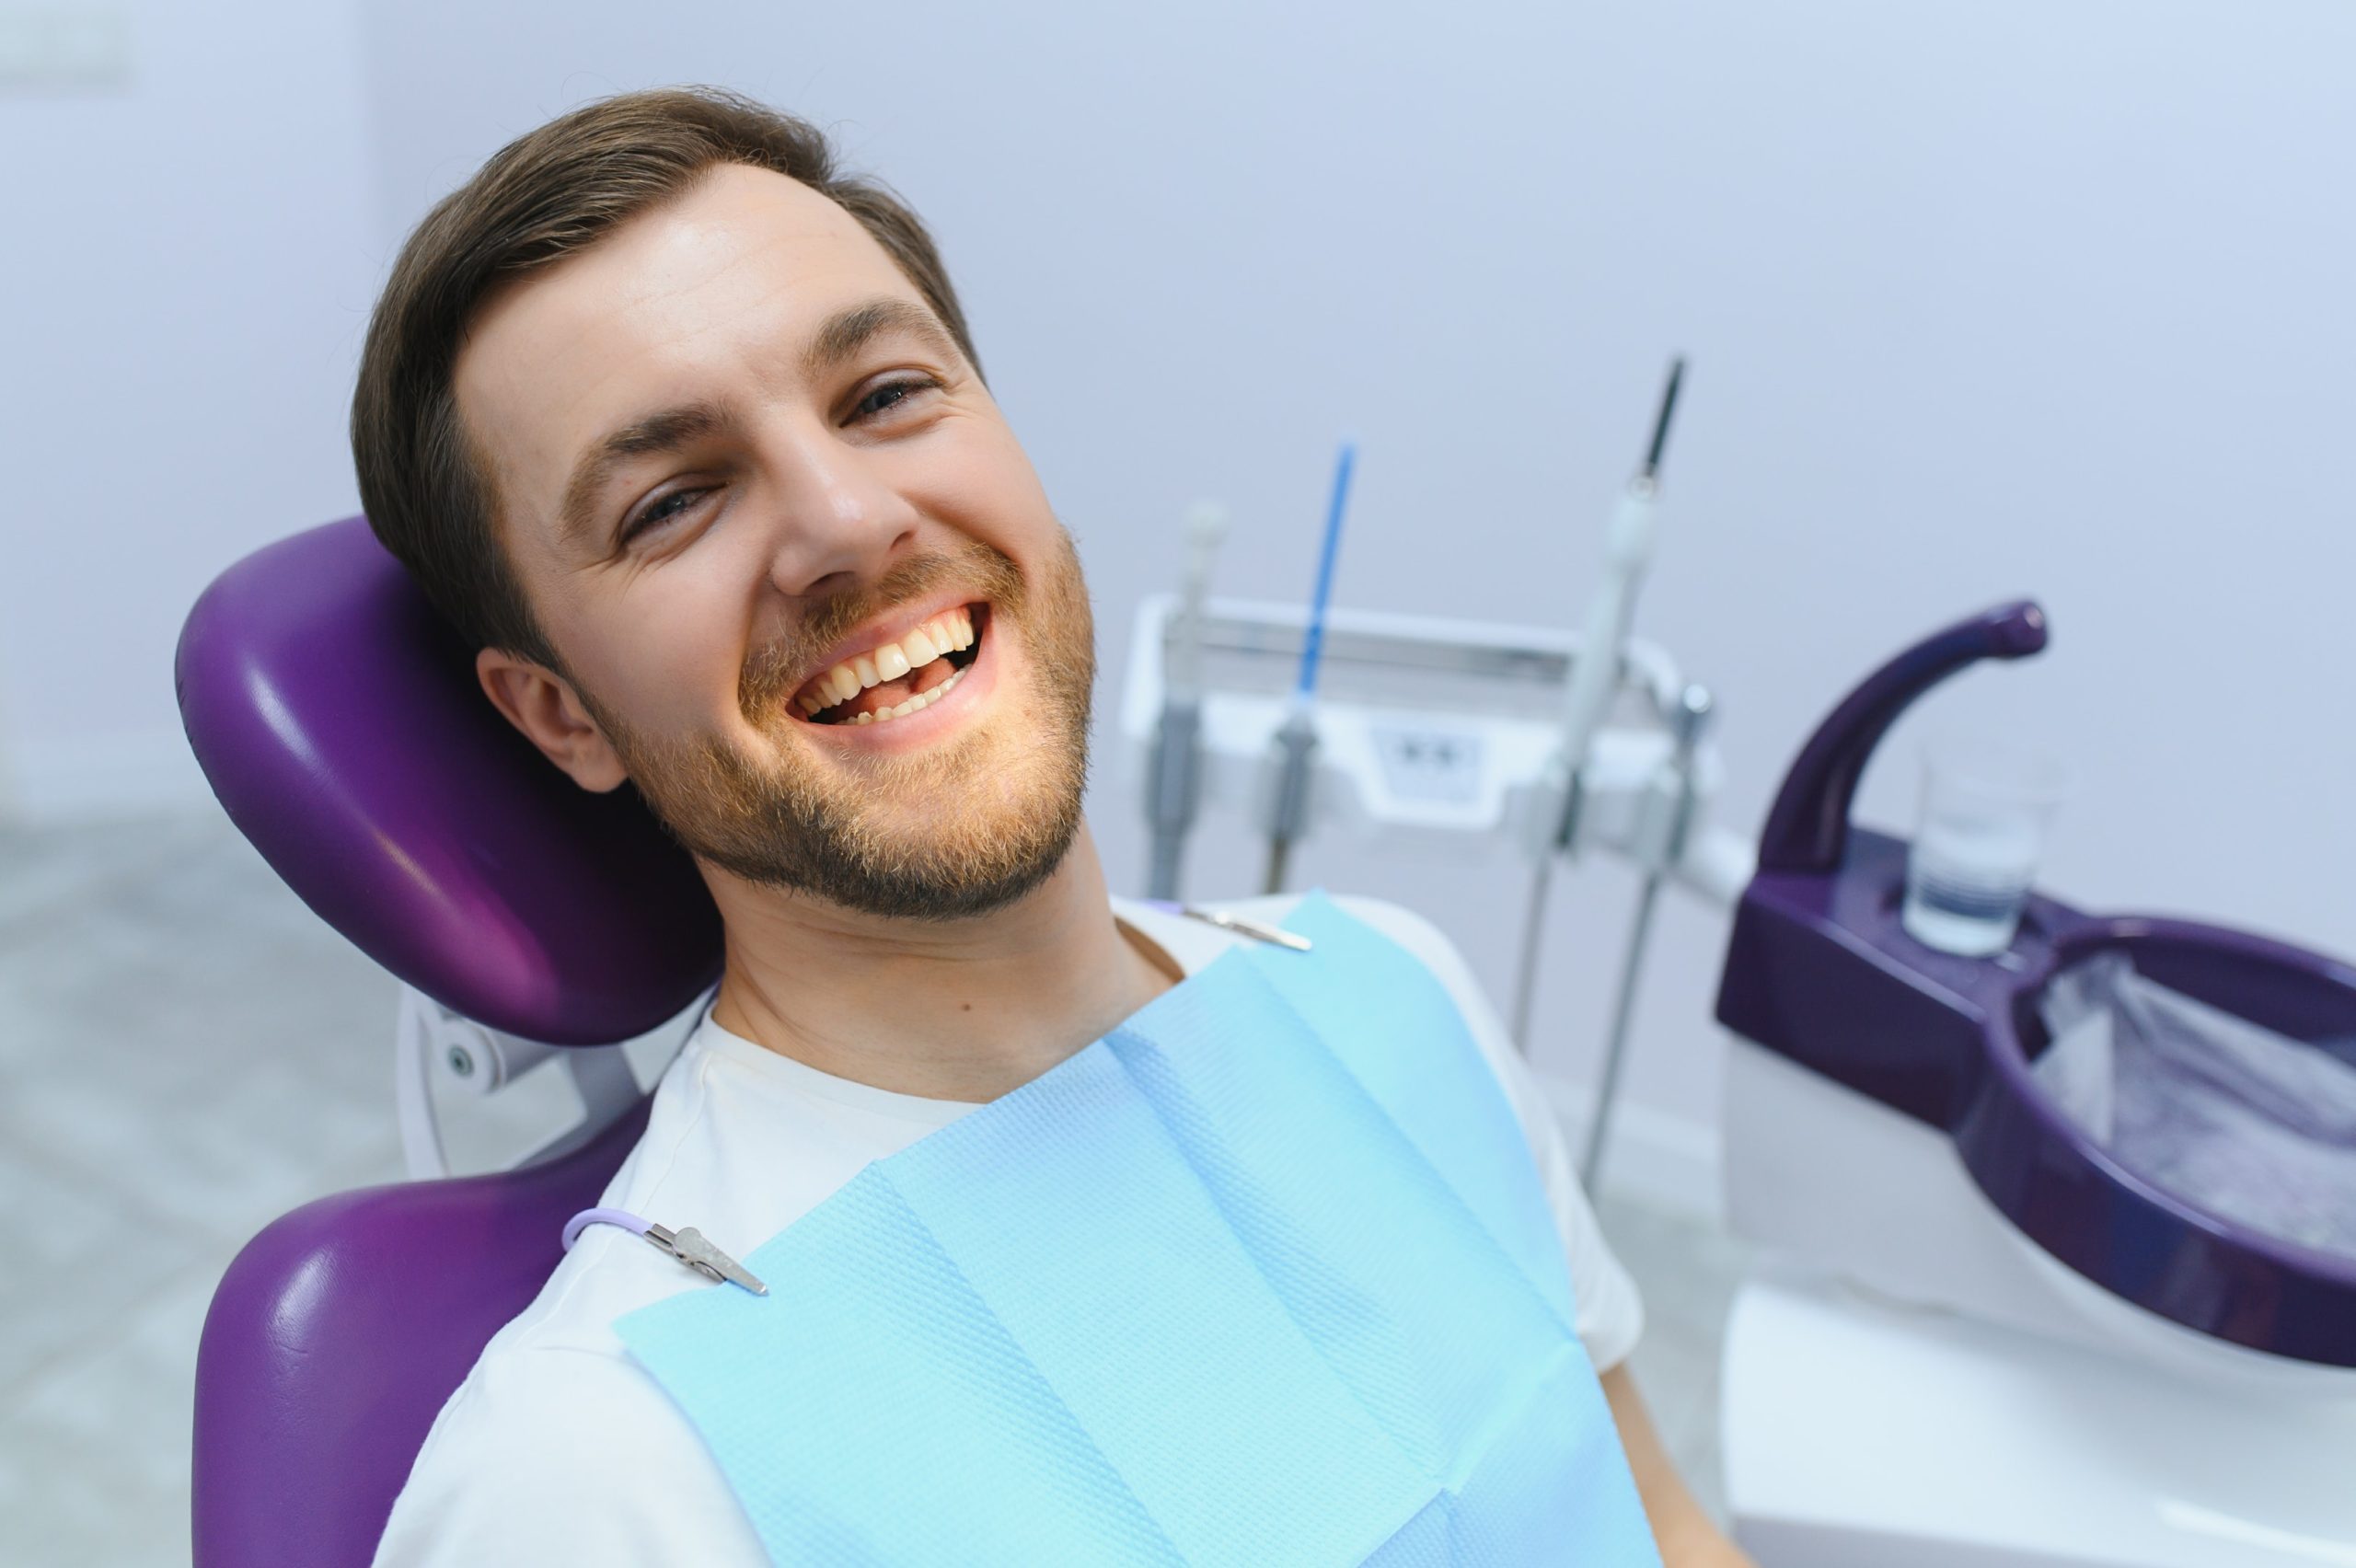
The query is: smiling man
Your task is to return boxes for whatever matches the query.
[356,88,1751,1566]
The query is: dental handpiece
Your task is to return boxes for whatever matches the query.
[1544,358,1683,853]
[1263,441,1356,896]
[1146,502,1229,901]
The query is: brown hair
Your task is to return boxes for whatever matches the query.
[351,86,981,664]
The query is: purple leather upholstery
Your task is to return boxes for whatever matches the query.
[191,1101,650,1566]
[177,519,724,1565]
[175,516,720,1045]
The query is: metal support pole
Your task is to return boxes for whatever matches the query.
[1578,685,1715,1193]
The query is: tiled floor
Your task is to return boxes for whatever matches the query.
[0,812,1748,1564]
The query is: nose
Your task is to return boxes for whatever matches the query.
[756,419,920,600]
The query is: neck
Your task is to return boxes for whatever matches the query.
[704,823,1173,1102]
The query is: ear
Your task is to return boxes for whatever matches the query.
[476,648,629,793]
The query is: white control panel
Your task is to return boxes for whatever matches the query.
[1121,594,1750,902]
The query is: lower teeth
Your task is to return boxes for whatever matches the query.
[851,664,965,726]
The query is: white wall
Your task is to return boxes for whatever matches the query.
[10,1,2354,1181]
[0,0,377,818]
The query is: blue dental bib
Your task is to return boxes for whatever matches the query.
[616,894,1659,1565]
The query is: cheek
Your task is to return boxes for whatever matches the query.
[921,422,1058,552]
[560,571,750,737]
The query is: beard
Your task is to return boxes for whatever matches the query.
[585,530,1095,921]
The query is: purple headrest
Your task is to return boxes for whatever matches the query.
[175,518,720,1043]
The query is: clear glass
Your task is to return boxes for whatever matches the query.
[1901,736,2068,957]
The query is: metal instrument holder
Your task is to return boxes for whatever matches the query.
[1122,593,1753,1187]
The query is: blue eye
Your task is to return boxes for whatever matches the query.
[625,487,710,540]
[854,375,939,421]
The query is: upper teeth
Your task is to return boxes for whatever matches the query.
[798,607,976,716]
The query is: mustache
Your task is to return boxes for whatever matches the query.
[738,543,1025,720]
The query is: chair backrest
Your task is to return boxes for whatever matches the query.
[177,518,722,1565]
[191,1101,651,1566]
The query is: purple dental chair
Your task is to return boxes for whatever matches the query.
[176,517,722,1567]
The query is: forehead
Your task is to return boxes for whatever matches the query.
[454,163,923,518]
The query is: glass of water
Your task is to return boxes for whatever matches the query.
[1901,737,2068,957]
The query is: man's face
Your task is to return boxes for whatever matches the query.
[455,164,1093,918]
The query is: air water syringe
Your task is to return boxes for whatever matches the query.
[1506,361,1687,1052]
[1261,440,1357,895]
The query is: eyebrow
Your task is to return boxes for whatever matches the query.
[556,295,964,549]
[803,295,964,384]
[558,400,737,548]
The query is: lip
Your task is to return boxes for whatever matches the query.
[804,605,1001,752]
[791,591,989,704]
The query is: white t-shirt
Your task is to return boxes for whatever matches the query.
[374,894,1643,1566]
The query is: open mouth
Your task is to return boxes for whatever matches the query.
[791,604,988,726]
